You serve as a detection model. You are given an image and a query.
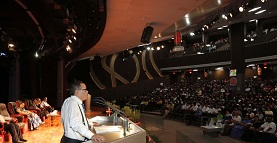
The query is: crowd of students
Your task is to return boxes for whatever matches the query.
[116,77,277,142]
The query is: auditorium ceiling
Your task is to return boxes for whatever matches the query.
[0,0,277,61]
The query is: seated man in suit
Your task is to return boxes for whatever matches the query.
[0,114,27,143]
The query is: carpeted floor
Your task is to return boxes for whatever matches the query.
[141,113,250,143]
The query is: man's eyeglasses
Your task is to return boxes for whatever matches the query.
[77,89,87,91]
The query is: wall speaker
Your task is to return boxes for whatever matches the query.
[140,26,154,43]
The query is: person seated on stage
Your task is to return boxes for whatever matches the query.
[0,114,27,143]
[16,101,43,130]
[162,101,174,119]
[28,99,40,111]
[29,99,48,122]
[40,97,54,113]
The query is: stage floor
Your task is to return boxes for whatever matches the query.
[4,107,249,143]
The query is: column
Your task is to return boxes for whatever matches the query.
[256,19,264,38]
[57,60,64,108]
[230,22,245,95]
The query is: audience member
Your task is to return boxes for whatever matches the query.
[15,101,42,130]
[162,101,174,119]
[40,97,54,113]
[257,116,277,143]
[0,114,27,143]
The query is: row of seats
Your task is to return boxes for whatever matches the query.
[0,102,28,142]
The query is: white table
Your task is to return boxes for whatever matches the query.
[200,126,223,137]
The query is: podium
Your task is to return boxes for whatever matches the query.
[84,116,146,143]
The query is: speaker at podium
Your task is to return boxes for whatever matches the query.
[140,26,154,43]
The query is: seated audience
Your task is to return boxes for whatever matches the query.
[222,111,241,136]
[0,114,27,143]
[186,107,202,126]
[256,116,277,143]
[241,116,263,142]
[162,101,174,118]
[256,110,265,121]
[40,97,54,113]
[264,107,274,117]
[28,99,48,122]
[16,101,43,130]
[222,111,232,124]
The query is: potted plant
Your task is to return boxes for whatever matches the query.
[122,106,141,125]
[130,109,141,123]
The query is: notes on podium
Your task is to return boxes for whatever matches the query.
[94,125,121,134]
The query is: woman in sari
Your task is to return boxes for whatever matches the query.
[16,101,43,130]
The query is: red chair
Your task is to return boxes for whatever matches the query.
[7,102,29,133]
[0,103,28,142]
[0,123,5,143]
[24,99,40,114]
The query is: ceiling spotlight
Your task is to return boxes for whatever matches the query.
[202,24,209,31]
[261,0,267,3]
[72,29,76,34]
[239,6,244,12]
[190,32,195,36]
[8,43,15,47]
[66,45,71,51]
[35,52,39,58]
[69,39,72,43]
[222,14,227,20]
[157,47,160,50]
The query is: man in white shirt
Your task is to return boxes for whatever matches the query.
[259,117,276,134]
[0,114,27,143]
[258,117,277,143]
[60,80,105,143]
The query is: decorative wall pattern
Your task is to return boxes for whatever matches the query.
[89,50,164,89]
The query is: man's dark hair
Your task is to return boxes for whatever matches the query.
[70,80,84,95]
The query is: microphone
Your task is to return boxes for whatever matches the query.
[93,97,129,136]
[93,97,125,116]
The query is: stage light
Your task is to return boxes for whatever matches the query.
[255,9,266,14]
[35,52,39,58]
[248,7,261,12]
[222,14,227,20]
[239,6,244,12]
[66,45,71,51]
